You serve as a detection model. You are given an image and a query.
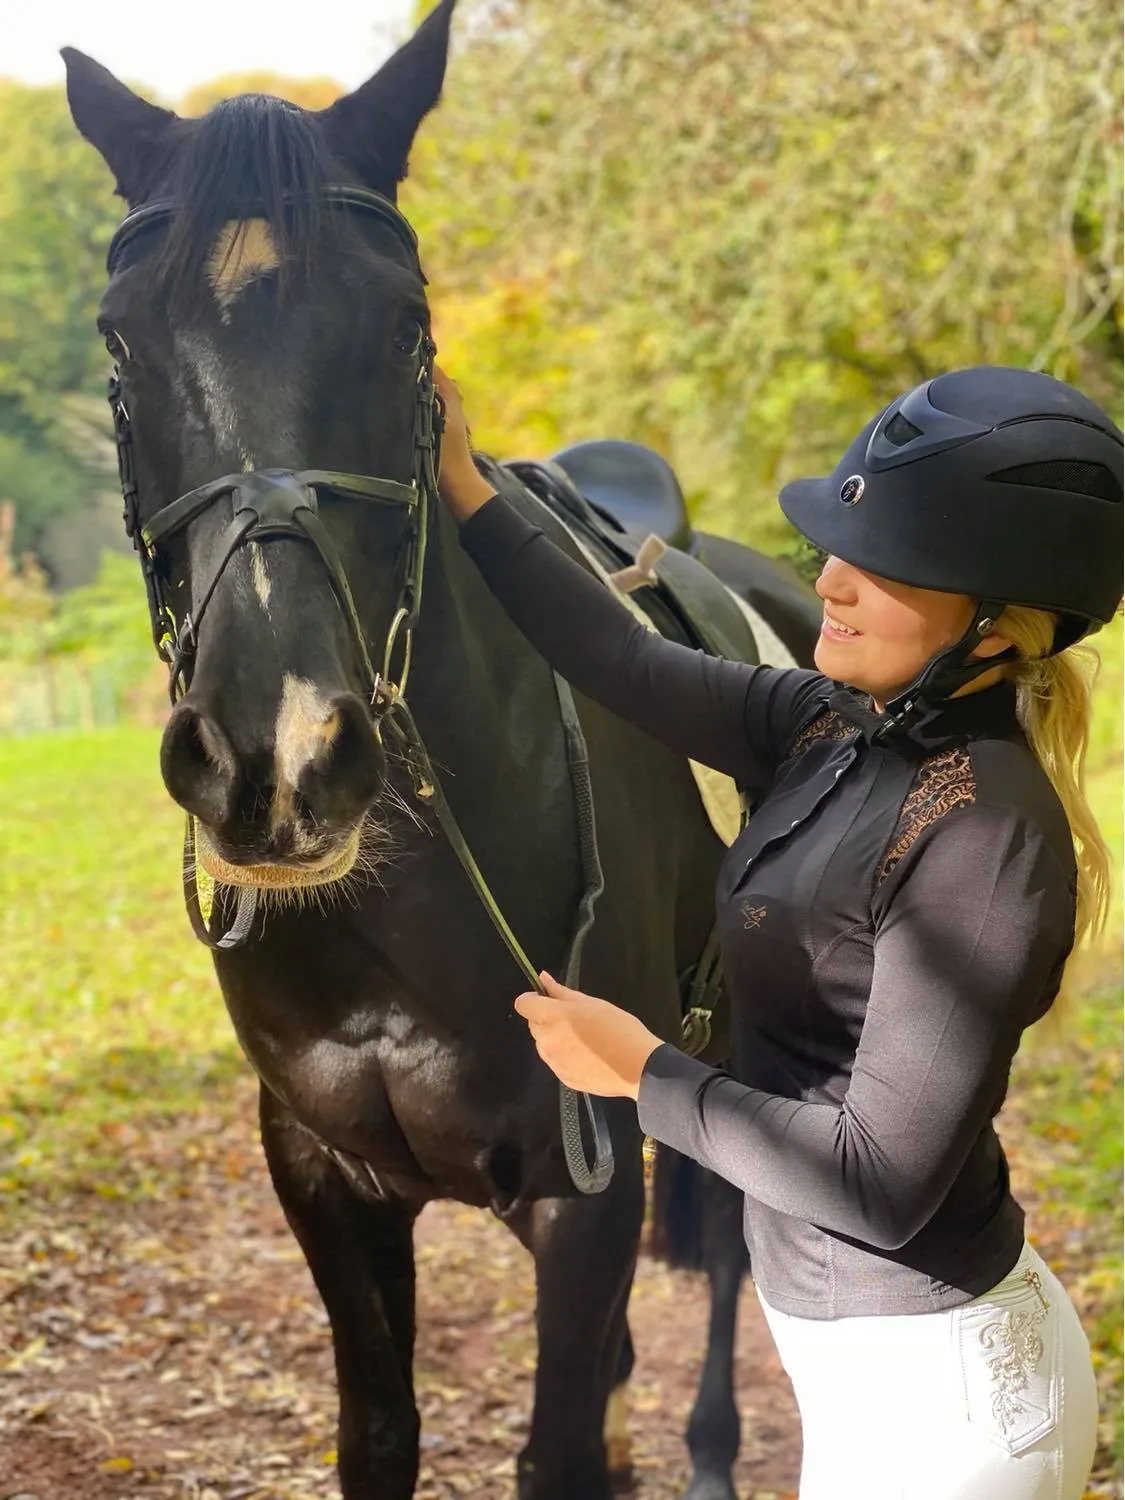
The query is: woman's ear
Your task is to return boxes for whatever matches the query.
[971,625,1017,661]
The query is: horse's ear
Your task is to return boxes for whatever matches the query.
[62,47,181,204]
[318,0,456,195]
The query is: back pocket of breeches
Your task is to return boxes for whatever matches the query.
[954,1273,1060,1455]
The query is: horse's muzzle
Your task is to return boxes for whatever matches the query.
[160,688,384,878]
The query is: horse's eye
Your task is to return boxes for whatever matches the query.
[104,329,132,363]
[394,322,423,357]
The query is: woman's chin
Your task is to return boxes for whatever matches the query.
[814,640,891,702]
[813,635,858,681]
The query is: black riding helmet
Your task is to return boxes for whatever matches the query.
[779,367,1123,730]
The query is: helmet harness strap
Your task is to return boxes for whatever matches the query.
[873,600,1020,744]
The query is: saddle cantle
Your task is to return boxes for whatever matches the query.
[550,438,823,667]
[551,439,694,553]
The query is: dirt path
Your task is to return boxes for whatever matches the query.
[0,1077,800,1500]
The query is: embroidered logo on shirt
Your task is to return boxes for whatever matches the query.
[741,900,767,930]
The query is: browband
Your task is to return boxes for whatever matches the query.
[106,184,420,274]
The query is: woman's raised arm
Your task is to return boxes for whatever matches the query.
[436,367,827,792]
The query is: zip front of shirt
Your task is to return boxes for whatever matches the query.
[460,492,1078,1318]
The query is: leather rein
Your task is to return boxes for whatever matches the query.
[105,185,613,1195]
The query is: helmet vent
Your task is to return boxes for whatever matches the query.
[882,412,924,447]
[989,460,1121,504]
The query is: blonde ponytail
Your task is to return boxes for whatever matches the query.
[996,606,1111,954]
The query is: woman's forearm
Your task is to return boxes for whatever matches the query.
[460,493,812,788]
[440,463,496,523]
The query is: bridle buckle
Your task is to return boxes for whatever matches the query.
[370,672,400,716]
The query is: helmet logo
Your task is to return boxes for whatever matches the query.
[839,475,865,506]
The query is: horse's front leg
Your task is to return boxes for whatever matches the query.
[512,1101,645,1500]
[259,1085,421,1500]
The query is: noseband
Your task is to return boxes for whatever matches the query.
[105,186,613,1196]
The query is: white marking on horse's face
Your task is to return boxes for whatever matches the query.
[207,218,279,316]
[271,674,340,845]
[173,327,253,466]
[250,543,271,612]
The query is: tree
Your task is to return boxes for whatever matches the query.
[3,4,1117,571]
[408,0,1123,545]
[0,81,122,560]
[180,74,344,115]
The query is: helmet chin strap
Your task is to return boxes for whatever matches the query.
[873,601,1018,743]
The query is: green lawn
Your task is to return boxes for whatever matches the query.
[0,728,241,1203]
[0,719,1121,1486]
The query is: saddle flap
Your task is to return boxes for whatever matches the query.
[650,542,761,666]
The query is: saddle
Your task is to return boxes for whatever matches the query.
[551,438,694,552]
[496,442,760,1063]
[501,443,761,670]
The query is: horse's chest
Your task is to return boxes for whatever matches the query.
[231,994,532,1199]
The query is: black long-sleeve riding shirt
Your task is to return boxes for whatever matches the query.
[460,493,1077,1318]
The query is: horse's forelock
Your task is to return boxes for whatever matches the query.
[155,94,333,308]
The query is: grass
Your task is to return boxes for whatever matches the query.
[0,727,243,1206]
[0,713,1121,1487]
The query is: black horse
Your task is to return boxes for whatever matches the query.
[63,6,816,1497]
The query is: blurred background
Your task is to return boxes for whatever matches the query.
[0,2,1121,1496]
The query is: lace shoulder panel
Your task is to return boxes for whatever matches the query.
[877,746,977,886]
[784,706,854,762]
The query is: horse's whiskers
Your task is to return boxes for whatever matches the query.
[378,777,429,835]
[256,879,334,918]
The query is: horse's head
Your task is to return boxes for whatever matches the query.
[64,1,456,891]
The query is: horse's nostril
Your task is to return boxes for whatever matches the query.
[298,694,384,823]
[160,703,239,827]
[161,691,381,850]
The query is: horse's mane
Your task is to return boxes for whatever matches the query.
[156,93,333,306]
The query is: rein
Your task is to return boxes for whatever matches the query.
[105,185,613,1195]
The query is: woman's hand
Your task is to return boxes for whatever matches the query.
[514,972,664,1100]
[434,365,498,521]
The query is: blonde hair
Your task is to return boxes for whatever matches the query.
[996,605,1111,954]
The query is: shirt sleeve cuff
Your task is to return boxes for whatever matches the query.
[637,1041,726,1154]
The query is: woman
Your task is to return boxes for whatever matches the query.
[433,363,1122,1500]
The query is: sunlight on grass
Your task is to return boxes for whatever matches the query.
[0,727,243,1206]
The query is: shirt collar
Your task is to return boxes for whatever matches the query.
[827,678,1020,753]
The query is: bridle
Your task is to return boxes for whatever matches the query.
[108,186,435,712]
[105,185,613,1195]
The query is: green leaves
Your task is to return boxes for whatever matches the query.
[0,80,118,410]
[410,0,1122,540]
[0,6,1119,579]
[0,81,121,562]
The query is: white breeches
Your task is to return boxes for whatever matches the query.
[757,1240,1098,1500]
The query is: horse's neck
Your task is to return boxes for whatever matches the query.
[405,504,564,815]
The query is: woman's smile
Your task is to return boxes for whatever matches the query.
[820,612,861,641]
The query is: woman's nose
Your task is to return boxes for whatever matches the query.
[815,554,857,603]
